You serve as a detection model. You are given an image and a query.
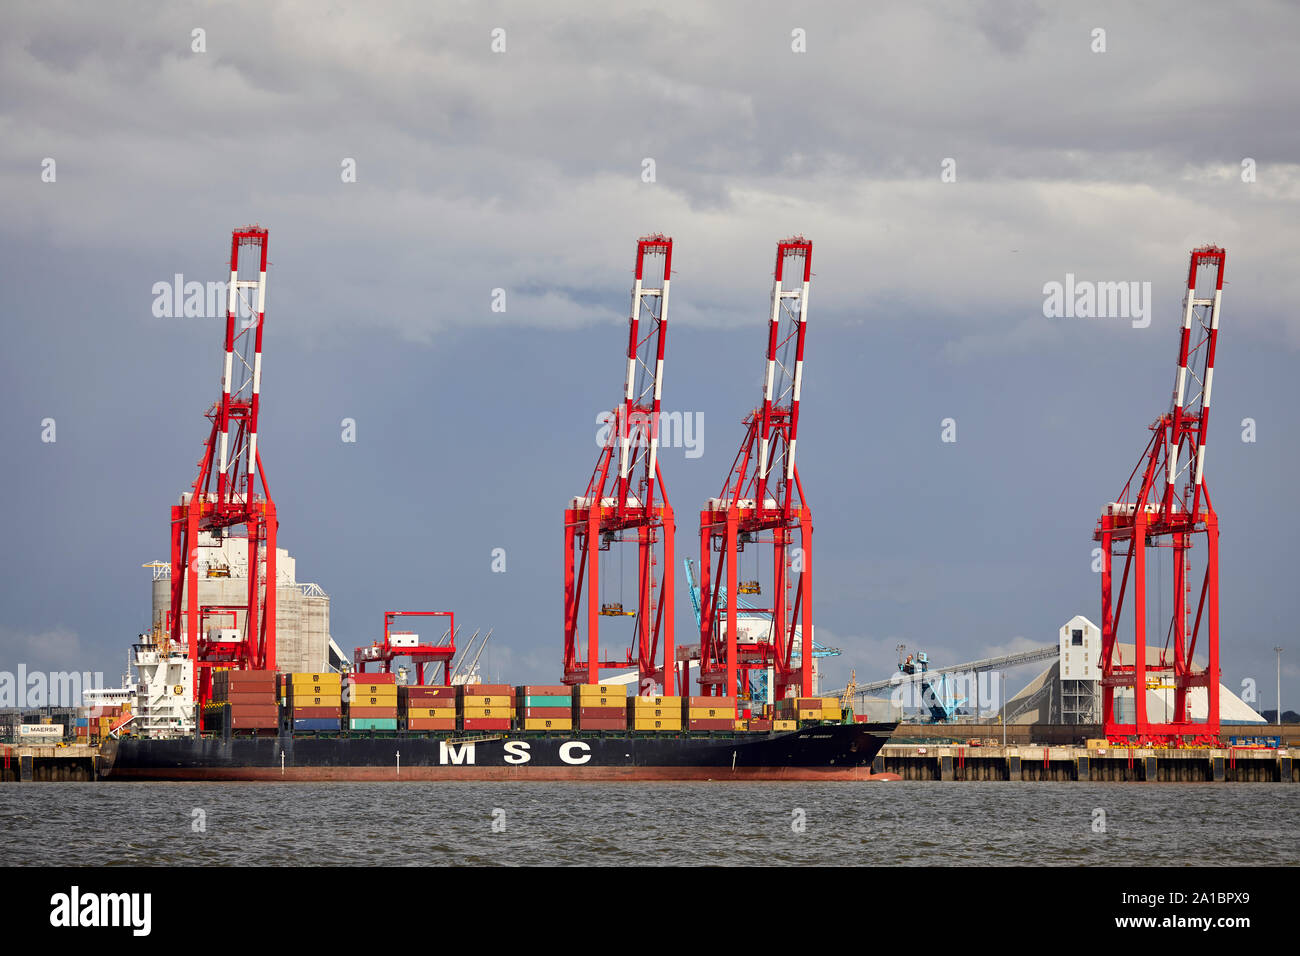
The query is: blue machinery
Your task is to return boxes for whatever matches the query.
[899,650,968,723]
[684,559,839,705]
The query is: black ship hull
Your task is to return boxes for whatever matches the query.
[102,722,898,781]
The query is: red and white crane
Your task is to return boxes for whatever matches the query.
[563,235,676,693]
[168,227,278,713]
[1095,245,1225,746]
[698,238,814,705]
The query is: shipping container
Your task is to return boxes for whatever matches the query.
[289,695,341,707]
[630,696,681,708]
[406,707,457,720]
[350,695,396,707]
[349,706,399,719]
[516,684,570,696]
[577,718,626,731]
[290,706,342,719]
[627,706,674,719]
[519,695,571,707]
[631,719,682,731]
[773,719,797,731]
[229,716,278,730]
[687,719,735,731]
[346,673,396,684]
[459,696,512,708]
[461,718,511,731]
[349,718,399,731]
[292,718,340,732]
[578,706,625,719]
[574,684,627,698]
[519,706,570,718]
[523,717,572,731]
[406,718,458,731]
[226,704,278,718]
[459,684,514,696]
[461,706,508,719]
[687,707,734,719]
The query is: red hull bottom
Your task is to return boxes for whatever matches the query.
[108,766,904,783]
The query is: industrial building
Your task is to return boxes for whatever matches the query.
[149,531,332,675]
[1003,614,1266,727]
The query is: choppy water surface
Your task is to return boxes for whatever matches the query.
[0,782,1294,866]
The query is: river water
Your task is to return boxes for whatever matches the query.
[1,781,1295,866]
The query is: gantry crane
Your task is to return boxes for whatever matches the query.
[169,227,277,716]
[563,235,676,692]
[1095,245,1225,746]
[698,238,813,703]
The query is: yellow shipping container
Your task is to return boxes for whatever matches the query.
[630,707,674,718]
[632,719,682,731]
[293,695,342,707]
[347,684,398,697]
[459,695,511,708]
[407,707,458,720]
[734,719,748,731]
[523,718,573,731]
[796,708,821,720]
[687,707,735,719]
[575,684,626,697]
[774,719,797,731]
[461,706,509,719]
[631,696,681,708]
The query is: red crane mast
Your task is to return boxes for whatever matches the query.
[1094,245,1225,746]
[563,235,676,693]
[698,238,813,705]
[169,227,277,714]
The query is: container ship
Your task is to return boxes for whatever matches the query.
[94,671,897,782]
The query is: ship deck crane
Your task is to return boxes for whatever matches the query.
[563,235,676,693]
[1094,246,1226,747]
[354,611,457,685]
[698,238,814,703]
[168,226,277,721]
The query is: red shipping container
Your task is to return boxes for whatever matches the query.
[576,718,626,730]
[406,718,458,731]
[224,692,277,705]
[687,719,736,731]
[228,704,278,718]
[403,687,457,697]
[687,696,736,707]
[521,706,570,718]
[291,706,342,718]
[750,720,774,731]
[347,673,396,684]
[230,716,278,729]
[517,684,571,695]
[350,706,398,719]
[578,706,626,719]
[460,684,513,696]
[461,718,511,730]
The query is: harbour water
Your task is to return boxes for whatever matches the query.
[1,781,1295,866]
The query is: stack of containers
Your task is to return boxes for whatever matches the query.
[517,684,572,731]
[284,671,342,732]
[459,684,514,731]
[629,694,682,732]
[347,672,398,731]
[573,684,627,731]
[400,684,458,731]
[74,715,89,741]
[773,696,840,727]
[211,669,278,732]
[685,696,737,732]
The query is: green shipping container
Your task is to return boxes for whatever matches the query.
[349,718,399,731]
[522,695,572,707]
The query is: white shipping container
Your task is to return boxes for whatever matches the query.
[19,724,64,738]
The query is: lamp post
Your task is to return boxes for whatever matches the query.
[1275,646,1284,727]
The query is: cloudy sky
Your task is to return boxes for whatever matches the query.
[2,1,1297,710]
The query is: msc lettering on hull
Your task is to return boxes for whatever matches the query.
[439,739,594,766]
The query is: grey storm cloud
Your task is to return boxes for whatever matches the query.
[1,1,1297,701]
